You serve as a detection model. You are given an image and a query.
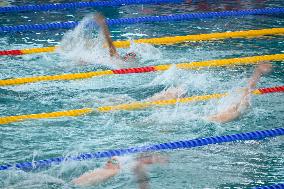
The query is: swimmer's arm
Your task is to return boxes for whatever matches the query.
[248,67,263,89]
[72,171,100,186]
[243,63,272,108]
[72,168,118,186]
[95,15,119,58]
[207,64,272,123]
[206,89,250,123]
[133,164,150,189]
[146,86,186,102]
[102,23,119,58]
[248,62,272,89]
[139,155,168,165]
[206,106,240,123]
[239,63,272,108]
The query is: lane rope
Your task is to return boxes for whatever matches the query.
[0,86,283,125]
[0,53,283,86]
[0,0,182,13]
[113,28,284,48]
[254,183,284,189]
[0,127,283,171]
[96,86,284,112]
[1,8,284,33]
[1,28,284,56]
[0,108,93,125]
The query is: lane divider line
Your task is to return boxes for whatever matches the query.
[0,86,282,125]
[1,8,284,32]
[0,0,182,13]
[1,28,284,56]
[254,183,284,189]
[0,53,283,86]
[0,127,283,171]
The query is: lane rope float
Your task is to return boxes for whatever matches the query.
[1,28,284,56]
[1,8,284,33]
[0,53,283,86]
[254,183,284,189]
[0,127,283,171]
[96,86,284,112]
[0,86,283,125]
[0,108,93,125]
[113,28,284,48]
[0,0,182,13]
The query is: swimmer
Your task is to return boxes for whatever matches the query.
[207,63,272,123]
[133,154,168,189]
[72,156,120,187]
[72,154,167,187]
[147,63,272,123]
[145,85,187,102]
[94,13,137,63]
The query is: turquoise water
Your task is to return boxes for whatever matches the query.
[0,0,284,188]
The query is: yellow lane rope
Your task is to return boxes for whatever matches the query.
[0,70,114,86]
[0,53,283,86]
[113,28,284,48]
[1,87,282,125]
[21,46,57,54]
[0,108,93,125]
[96,93,227,112]
[2,28,284,55]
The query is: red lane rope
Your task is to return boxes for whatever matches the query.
[112,66,156,74]
[0,50,23,56]
[258,86,284,94]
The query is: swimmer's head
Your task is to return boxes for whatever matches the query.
[105,157,120,169]
[123,52,137,62]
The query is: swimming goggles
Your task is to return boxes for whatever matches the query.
[108,158,119,165]
[123,52,137,61]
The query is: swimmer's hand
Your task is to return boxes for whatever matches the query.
[256,63,272,75]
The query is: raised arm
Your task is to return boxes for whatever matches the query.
[133,155,167,189]
[248,62,272,89]
[94,13,120,58]
[207,62,272,123]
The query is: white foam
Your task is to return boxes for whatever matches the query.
[147,64,220,92]
[57,15,162,69]
[3,171,66,189]
[128,41,162,62]
[0,0,14,7]
[58,15,116,68]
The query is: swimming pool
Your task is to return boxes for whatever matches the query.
[0,0,283,188]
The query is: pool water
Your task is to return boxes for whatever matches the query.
[0,0,283,188]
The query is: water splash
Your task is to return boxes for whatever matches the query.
[127,41,162,63]
[148,65,179,87]
[148,64,220,92]
[0,0,14,7]
[1,171,66,188]
[58,15,117,68]
[58,15,163,70]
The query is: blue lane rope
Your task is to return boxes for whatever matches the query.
[0,8,284,33]
[0,128,283,171]
[254,183,284,189]
[0,0,183,13]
